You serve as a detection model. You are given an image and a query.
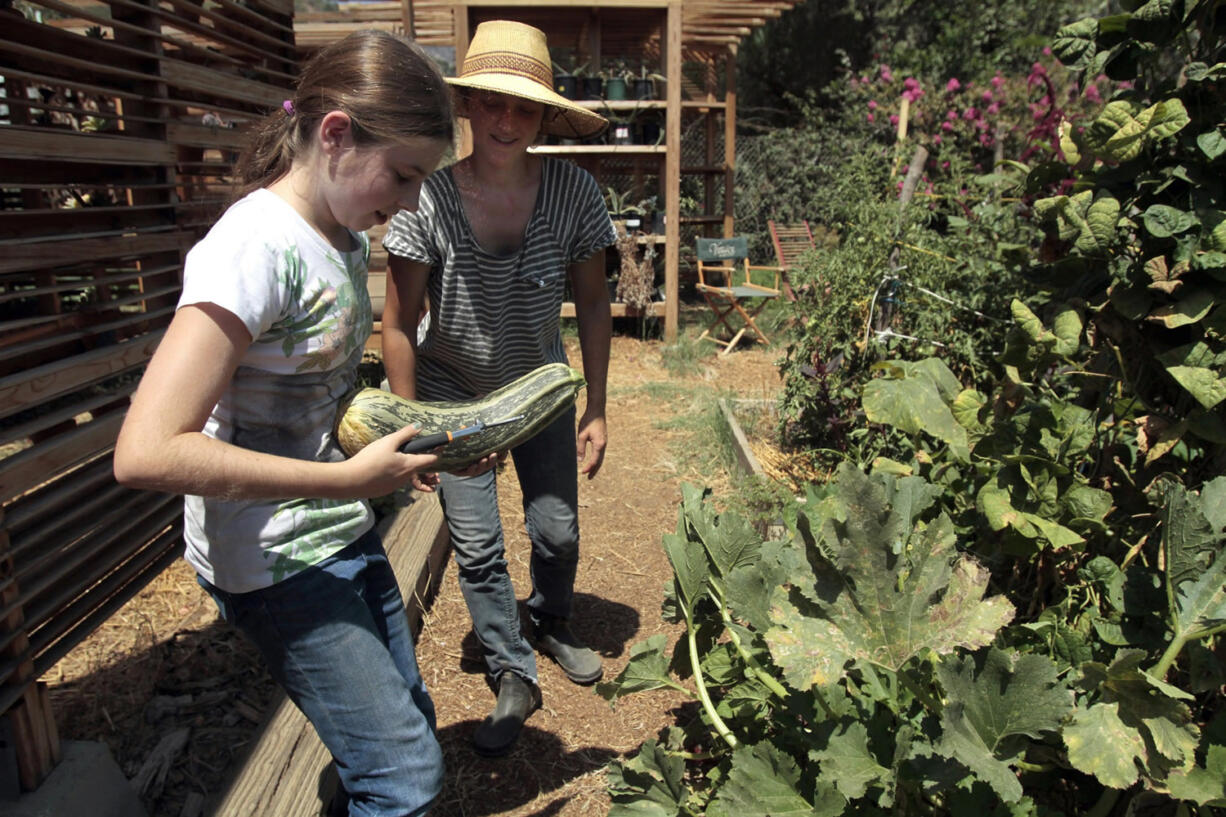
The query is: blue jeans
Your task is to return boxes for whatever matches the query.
[199,529,443,817]
[437,408,580,683]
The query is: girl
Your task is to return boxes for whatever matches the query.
[380,20,616,757]
[114,30,477,816]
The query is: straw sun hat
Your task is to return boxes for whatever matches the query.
[447,20,609,140]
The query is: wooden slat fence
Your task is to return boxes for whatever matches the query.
[0,0,295,793]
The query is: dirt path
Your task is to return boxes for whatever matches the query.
[48,331,781,817]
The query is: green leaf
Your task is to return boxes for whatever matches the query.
[1147,288,1215,328]
[1173,553,1226,641]
[662,511,709,612]
[1064,701,1145,788]
[1165,367,1226,410]
[767,594,856,689]
[1202,210,1226,252]
[935,649,1074,803]
[951,389,988,433]
[1186,62,1226,82]
[1198,130,1226,160]
[863,375,969,460]
[1151,478,1224,600]
[607,738,689,817]
[1201,477,1226,532]
[707,743,844,817]
[1084,99,1191,162]
[1050,304,1084,357]
[679,483,760,579]
[1167,743,1226,806]
[1078,651,1201,770]
[766,466,1014,681]
[1078,194,1121,255]
[1143,204,1197,238]
[1158,342,1226,409]
[813,721,892,801]
[1052,18,1098,68]
[597,634,677,702]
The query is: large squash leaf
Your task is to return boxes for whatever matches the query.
[1064,701,1148,788]
[765,465,1014,685]
[813,721,892,801]
[934,649,1073,803]
[706,743,844,817]
[607,737,689,817]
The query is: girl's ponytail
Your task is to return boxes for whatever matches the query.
[231,31,454,200]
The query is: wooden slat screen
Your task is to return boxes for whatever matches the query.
[0,0,295,788]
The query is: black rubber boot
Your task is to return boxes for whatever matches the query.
[532,616,603,684]
[472,673,541,757]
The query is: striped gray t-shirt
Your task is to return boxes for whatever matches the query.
[383,157,616,401]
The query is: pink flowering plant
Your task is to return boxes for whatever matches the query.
[845,52,1114,189]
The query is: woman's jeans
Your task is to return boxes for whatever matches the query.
[437,408,580,684]
[198,529,443,817]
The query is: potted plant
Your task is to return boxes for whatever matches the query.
[576,62,602,101]
[608,115,634,145]
[601,60,631,101]
[552,59,583,100]
[605,187,647,231]
[632,65,665,100]
[637,111,663,146]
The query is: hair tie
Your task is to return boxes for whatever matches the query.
[282,99,294,115]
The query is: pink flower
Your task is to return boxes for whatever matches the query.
[867,112,875,122]
[946,109,958,120]
[905,77,920,90]
[889,114,899,126]
[1084,84,1102,103]
[941,159,950,169]
[880,65,894,82]
[868,99,878,110]
[933,135,943,145]
[945,77,961,92]
[850,77,859,88]
[963,107,978,120]
[991,75,1005,89]
[902,89,918,102]
[1031,61,1046,75]
[941,120,954,132]
[1043,46,1052,56]
[987,102,1000,115]
[982,89,994,102]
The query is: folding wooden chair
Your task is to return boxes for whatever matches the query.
[767,220,818,301]
[694,236,782,355]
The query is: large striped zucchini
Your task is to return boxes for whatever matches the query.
[334,362,586,470]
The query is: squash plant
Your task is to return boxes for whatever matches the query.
[602,1,1226,813]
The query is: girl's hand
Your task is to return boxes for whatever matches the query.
[345,425,440,497]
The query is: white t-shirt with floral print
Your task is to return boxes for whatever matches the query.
[177,188,375,593]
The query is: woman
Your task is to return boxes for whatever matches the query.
[381,20,616,757]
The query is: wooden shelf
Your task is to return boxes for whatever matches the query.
[572,99,667,111]
[680,215,724,224]
[530,144,667,155]
[561,301,666,319]
[681,100,727,111]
